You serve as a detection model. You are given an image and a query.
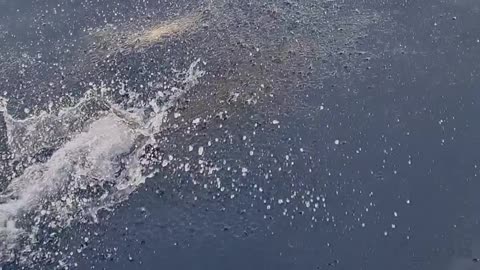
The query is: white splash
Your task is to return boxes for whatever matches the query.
[0,59,204,264]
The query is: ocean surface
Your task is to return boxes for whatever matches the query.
[0,0,480,269]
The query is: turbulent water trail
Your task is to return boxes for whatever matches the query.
[0,0,395,266]
[0,59,204,264]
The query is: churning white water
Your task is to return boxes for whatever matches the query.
[0,59,204,264]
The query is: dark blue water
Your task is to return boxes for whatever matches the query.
[1,0,480,269]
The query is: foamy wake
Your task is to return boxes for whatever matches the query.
[0,59,204,265]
